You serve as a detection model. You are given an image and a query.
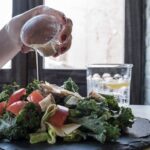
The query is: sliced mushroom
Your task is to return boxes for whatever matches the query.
[39,93,55,112]
[40,82,82,99]
[89,91,106,101]
[65,95,79,106]
[54,123,81,137]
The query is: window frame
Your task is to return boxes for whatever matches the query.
[125,0,146,104]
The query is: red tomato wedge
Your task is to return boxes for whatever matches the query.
[7,88,26,106]
[0,101,6,116]
[27,90,44,104]
[49,105,69,127]
[7,101,27,116]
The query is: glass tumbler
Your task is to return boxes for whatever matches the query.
[86,64,133,106]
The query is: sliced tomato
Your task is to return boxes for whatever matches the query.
[7,88,26,106]
[27,90,44,104]
[48,105,69,127]
[6,101,27,116]
[0,101,6,116]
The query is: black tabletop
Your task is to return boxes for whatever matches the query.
[0,117,150,150]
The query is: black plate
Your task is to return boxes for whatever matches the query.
[0,117,150,150]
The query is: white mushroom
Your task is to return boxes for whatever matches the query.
[39,93,55,112]
[40,82,83,99]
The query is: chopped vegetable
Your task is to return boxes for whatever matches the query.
[7,88,26,106]
[26,80,40,96]
[41,104,57,131]
[39,94,55,112]
[30,132,49,144]
[27,90,44,104]
[62,123,81,135]
[48,105,69,127]
[30,123,56,144]
[46,123,56,144]
[0,101,6,116]
[6,101,27,116]
[53,123,81,137]
[0,82,20,103]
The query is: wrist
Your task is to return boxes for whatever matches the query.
[1,24,21,51]
[0,26,21,68]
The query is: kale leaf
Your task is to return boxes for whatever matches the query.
[16,103,42,131]
[26,80,40,95]
[0,82,20,102]
[0,103,42,140]
[102,94,120,111]
[69,97,134,143]
[22,80,40,100]
[0,112,27,140]
[117,107,134,130]
[63,78,79,93]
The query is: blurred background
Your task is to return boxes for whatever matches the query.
[0,0,147,104]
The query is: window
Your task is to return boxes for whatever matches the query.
[0,0,12,69]
[0,0,145,103]
[44,0,125,69]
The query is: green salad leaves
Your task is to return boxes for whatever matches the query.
[0,103,42,140]
[0,82,20,102]
[0,78,134,144]
[68,95,134,143]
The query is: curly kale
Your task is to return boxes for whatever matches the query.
[0,112,26,140]
[117,107,134,130]
[102,94,120,112]
[26,80,40,95]
[16,102,42,131]
[69,97,134,143]
[0,82,20,102]
[63,78,79,93]
[0,103,42,140]
[22,80,40,100]
[105,123,120,142]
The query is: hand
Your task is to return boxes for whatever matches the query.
[5,5,72,56]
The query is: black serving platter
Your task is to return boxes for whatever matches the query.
[0,118,150,150]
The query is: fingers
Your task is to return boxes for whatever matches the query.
[40,6,67,25]
[52,18,73,57]
[53,35,72,57]
[60,35,72,54]
[19,5,73,55]
[19,5,67,26]
[57,18,73,43]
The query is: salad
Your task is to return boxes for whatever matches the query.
[0,78,134,144]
